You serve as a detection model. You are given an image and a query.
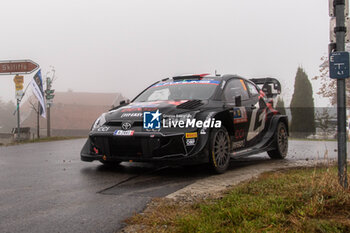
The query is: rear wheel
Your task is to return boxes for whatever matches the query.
[209,127,231,173]
[268,122,288,159]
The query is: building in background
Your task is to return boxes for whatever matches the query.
[21,91,125,137]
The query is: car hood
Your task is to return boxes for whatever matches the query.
[104,100,205,122]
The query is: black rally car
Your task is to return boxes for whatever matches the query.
[81,74,288,173]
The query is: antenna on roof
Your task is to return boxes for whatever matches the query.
[215,70,220,76]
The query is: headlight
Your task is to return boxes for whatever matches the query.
[91,113,107,130]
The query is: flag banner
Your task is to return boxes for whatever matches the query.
[30,69,46,118]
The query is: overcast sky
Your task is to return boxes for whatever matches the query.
[0,0,331,106]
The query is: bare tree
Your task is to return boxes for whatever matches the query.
[28,96,40,139]
[315,108,336,137]
[313,55,350,106]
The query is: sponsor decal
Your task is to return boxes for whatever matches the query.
[127,102,159,108]
[233,107,248,124]
[121,107,158,113]
[97,126,110,132]
[232,140,245,150]
[121,113,143,118]
[234,129,245,140]
[247,107,267,141]
[120,102,160,113]
[113,130,135,136]
[121,108,143,112]
[143,110,162,129]
[186,132,198,138]
[151,80,220,88]
[186,138,196,146]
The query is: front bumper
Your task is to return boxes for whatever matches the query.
[80,131,209,165]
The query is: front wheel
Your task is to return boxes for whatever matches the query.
[208,127,231,173]
[268,122,288,159]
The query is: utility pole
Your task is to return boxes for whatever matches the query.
[13,75,24,141]
[335,0,348,188]
[47,99,51,137]
[329,0,349,188]
[45,70,55,137]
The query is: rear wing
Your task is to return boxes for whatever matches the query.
[250,78,281,98]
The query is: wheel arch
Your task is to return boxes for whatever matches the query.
[269,115,289,136]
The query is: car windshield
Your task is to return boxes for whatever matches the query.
[133,80,220,102]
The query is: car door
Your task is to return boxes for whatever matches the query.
[222,78,251,151]
[244,80,269,147]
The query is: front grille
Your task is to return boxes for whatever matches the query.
[105,121,143,127]
[109,137,144,157]
[90,135,186,158]
[105,121,122,127]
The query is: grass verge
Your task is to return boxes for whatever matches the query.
[1,136,85,146]
[125,166,350,233]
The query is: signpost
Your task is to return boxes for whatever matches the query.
[14,75,24,100]
[45,73,55,137]
[13,75,25,141]
[329,51,350,79]
[0,60,39,75]
[329,0,349,188]
[0,59,39,141]
[330,17,350,43]
[329,0,349,16]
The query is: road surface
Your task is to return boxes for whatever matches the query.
[0,139,347,233]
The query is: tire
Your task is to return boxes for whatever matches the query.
[208,127,231,173]
[100,160,121,167]
[268,122,288,159]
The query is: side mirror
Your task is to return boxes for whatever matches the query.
[235,96,242,107]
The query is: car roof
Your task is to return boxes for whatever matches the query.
[157,73,248,84]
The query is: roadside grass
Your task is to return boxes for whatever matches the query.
[126,165,350,233]
[1,136,85,146]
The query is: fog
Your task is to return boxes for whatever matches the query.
[0,0,329,106]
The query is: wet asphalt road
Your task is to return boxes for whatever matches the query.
[0,139,348,233]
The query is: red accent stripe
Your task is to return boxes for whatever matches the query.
[266,102,278,115]
[198,73,210,77]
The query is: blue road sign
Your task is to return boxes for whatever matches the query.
[329,52,350,79]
